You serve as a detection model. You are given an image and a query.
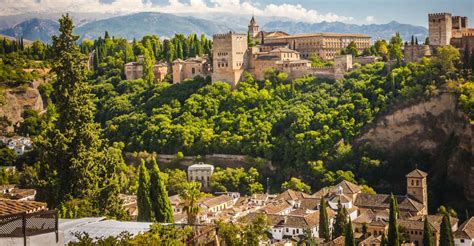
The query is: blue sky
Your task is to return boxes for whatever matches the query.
[3,0,473,26]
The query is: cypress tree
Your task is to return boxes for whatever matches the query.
[149,159,174,223]
[332,201,348,239]
[344,218,355,246]
[137,160,152,222]
[423,217,434,246]
[319,197,330,241]
[411,35,415,45]
[381,233,388,246]
[439,214,454,246]
[415,37,418,45]
[388,194,400,246]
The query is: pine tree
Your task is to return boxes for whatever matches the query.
[344,218,355,246]
[319,197,330,241]
[149,159,174,223]
[332,201,348,239]
[439,214,454,246]
[137,160,152,222]
[388,194,400,246]
[423,217,434,246]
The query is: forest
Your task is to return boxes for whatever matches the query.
[0,14,473,222]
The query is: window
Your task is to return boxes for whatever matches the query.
[416,180,420,186]
[411,180,414,186]
[192,68,195,74]
[286,228,289,232]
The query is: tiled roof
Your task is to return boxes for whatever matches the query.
[299,197,321,210]
[275,189,309,201]
[269,47,299,53]
[201,195,233,209]
[400,215,459,233]
[406,169,428,178]
[354,193,424,212]
[269,32,370,39]
[312,180,361,198]
[455,217,474,239]
[360,235,382,245]
[259,200,292,214]
[0,199,47,216]
[329,193,352,203]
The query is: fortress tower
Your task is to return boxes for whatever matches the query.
[212,32,248,88]
[406,169,428,215]
[248,16,260,38]
[428,13,452,46]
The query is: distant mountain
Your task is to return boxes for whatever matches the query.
[0,18,59,43]
[262,20,428,41]
[0,12,428,44]
[75,12,232,40]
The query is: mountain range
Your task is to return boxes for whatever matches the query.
[0,12,428,43]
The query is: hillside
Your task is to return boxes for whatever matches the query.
[262,20,427,41]
[355,92,473,213]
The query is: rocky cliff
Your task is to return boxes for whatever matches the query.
[0,83,44,133]
[356,92,473,208]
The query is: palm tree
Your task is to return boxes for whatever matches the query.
[179,181,205,225]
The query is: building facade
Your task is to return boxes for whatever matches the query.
[187,162,214,189]
[428,13,474,49]
[124,55,171,82]
[212,32,248,88]
[172,57,211,84]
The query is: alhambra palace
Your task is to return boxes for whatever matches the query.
[125,13,474,88]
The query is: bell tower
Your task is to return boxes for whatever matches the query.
[406,168,428,215]
[248,15,259,38]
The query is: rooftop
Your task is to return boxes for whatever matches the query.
[455,217,474,239]
[406,168,428,178]
[0,199,47,216]
[268,32,370,39]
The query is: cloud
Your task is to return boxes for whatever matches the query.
[365,16,375,23]
[0,0,354,23]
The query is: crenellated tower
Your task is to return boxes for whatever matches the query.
[428,13,452,46]
[212,32,248,88]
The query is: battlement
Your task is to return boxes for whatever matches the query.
[213,32,247,39]
[428,12,451,18]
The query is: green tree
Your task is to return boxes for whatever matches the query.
[319,197,330,241]
[344,218,355,246]
[332,201,348,239]
[137,160,152,222]
[149,159,174,223]
[439,214,454,246]
[423,217,434,246]
[281,177,311,193]
[381,233,388,246]
[35,15,125,218]
[388,194,400,246]
[389,32,403,62]
[141,48,154,84]
[345,41,359,57]
[179,181,206,225]
[243,214,269,245]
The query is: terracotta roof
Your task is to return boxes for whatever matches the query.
[299,197,321,210]
[455,217,474,239]
[201,195,233,209]
[329,193,352,203]
[0,199,47,216]
[400,215,459,233]
[312,180,361,198]
[251,194,269,201]
[269,47,299,53]
[275,189,309,201]
[360,235,382,245]
[354,193,424,212]
[259,200,292,214]
[320,235,345,246]
[353,209,376,224]
[268,32,370,39]
[406,169,428,178]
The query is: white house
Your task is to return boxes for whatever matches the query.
[187,162,214,188]
[455,217,474,246]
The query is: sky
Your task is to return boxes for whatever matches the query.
[0,0,473,26]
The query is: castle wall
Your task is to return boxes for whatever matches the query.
[429,13,453,46]
[404,45,432,63]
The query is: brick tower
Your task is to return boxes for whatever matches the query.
[406,168,428,215]
[212,32,248,88]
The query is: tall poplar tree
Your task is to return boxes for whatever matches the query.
[439,214,454,246]
[388,194,400,246]
[423,218,434,246]
[149,159,174,223]
[344,218,355,246]
[141,47,154,84]
[137,160,152,222]
[332,201,348,239]
[319,197,330,241]
[381,233,388,246]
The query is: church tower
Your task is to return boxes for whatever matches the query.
[406,168,428,215]
[248,15,259,38]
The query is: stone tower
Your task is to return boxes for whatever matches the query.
[406,168,428,215]
[248,16,259,38]
[212,32,248,88]
[428,13,452,46]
